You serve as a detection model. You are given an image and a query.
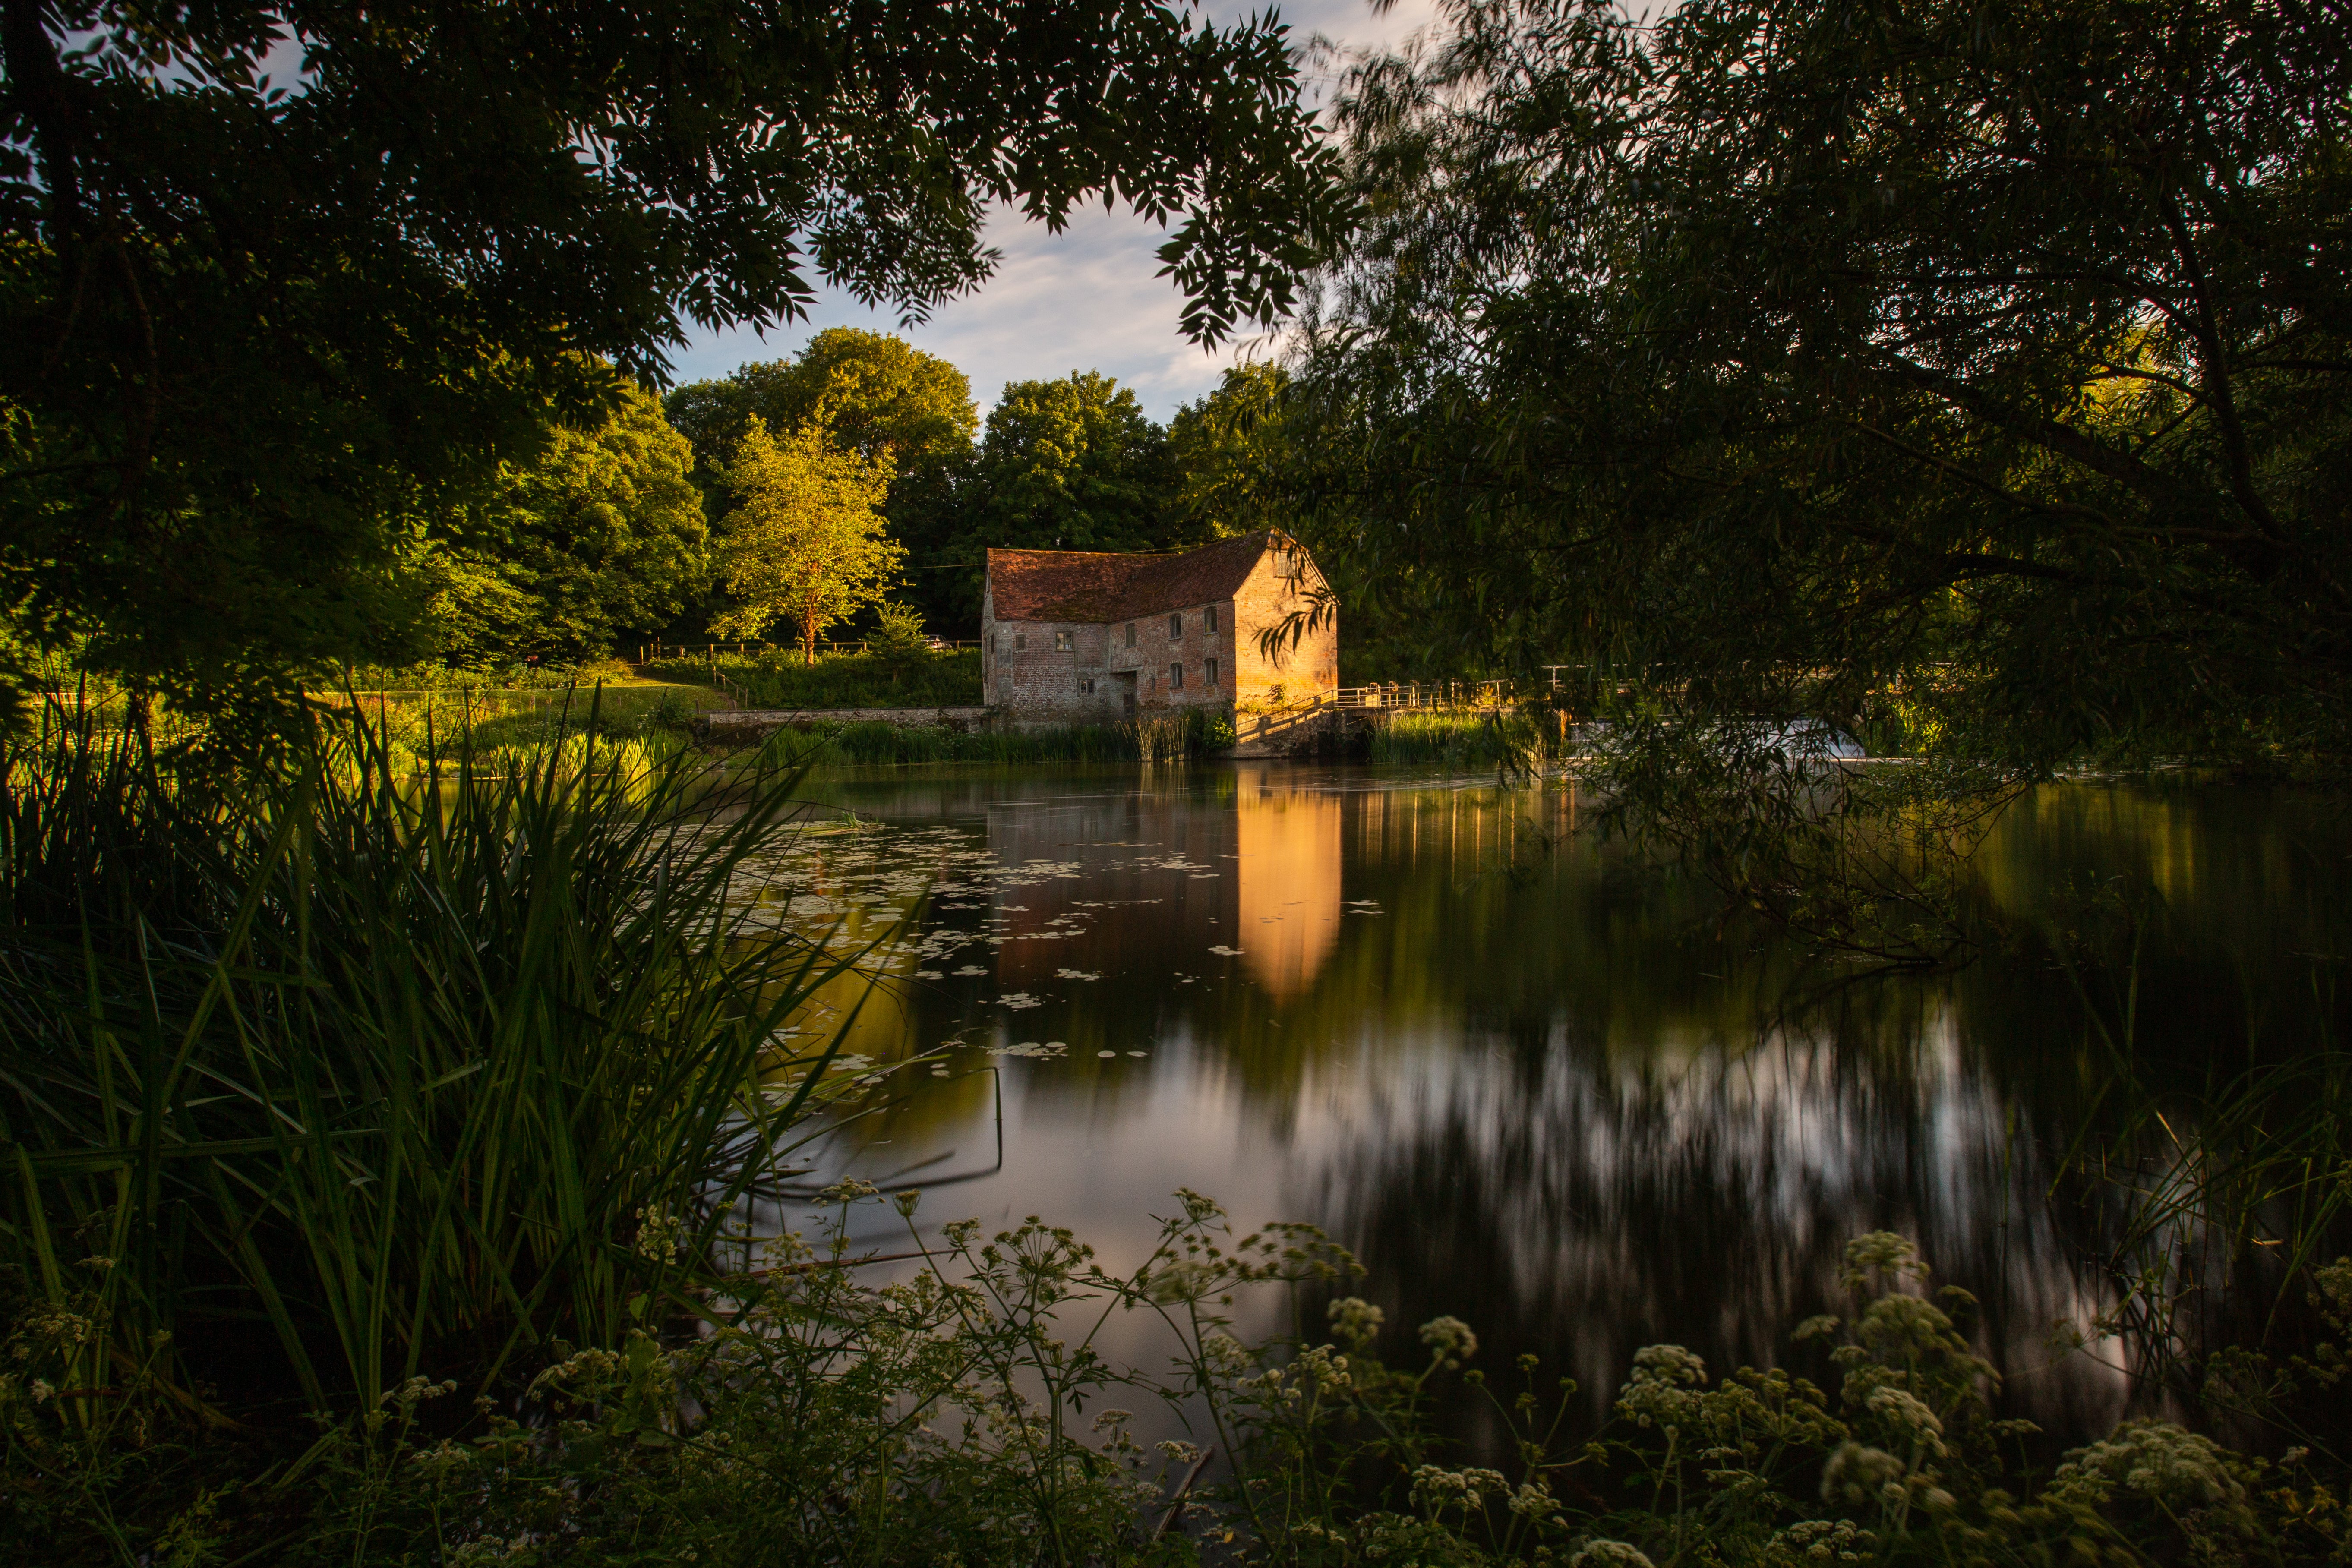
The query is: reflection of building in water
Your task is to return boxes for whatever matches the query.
[1232,765,1343,1000]
[974,769,1346,1003]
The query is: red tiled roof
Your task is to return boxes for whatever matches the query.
[986,532,1286,623]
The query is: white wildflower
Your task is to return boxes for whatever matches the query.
[1838,1231,1929,1291]
[1617,1344,1707,1430]
[1418,1315,1479,1364]
[1821,1442,1907,1505]
[1328,1296,1386,1347]
[1865,1386,1947,1457]
[1569,1542,1655,1568]
[2046,1419,2244,1512]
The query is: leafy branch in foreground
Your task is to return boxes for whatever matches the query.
[1293,0,2352,773]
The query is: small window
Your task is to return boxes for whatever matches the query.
[991,631,1001,654]
[1080,678,1095,694]
[1124,622,1136,648]
[1014,631,1026,652]
[998,675,1010,694]
[1204,606,1219,632]
[1168,613,1182,639]
[1170,662,1184,691]
[1053,629,1072,652]
[1206,657,1218,687]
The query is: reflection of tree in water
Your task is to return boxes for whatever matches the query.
[764,770,2352,1454]
[1298,994,2137,1458]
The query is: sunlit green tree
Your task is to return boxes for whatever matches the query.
[711,419,904,664]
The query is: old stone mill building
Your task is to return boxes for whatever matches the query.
[981,531,1337,724]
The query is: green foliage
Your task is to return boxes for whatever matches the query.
[709,706,1240,765]
[420,382,710,664]
[1168,361,1293,542]
[711,418,905,660]
[930,372,1182,623]
[0,705,855,1417]
[1370,711,1563,770]
[1295,0,2352,771]
[648,647,984,709]
[1,0,1339,721]
[16,1205,2349,1565]
[666,328,979,473]
[668,329,987,634]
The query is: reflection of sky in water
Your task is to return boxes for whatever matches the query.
[736,766,2351,1450]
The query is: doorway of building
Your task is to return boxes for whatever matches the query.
[1116,671,1138,718]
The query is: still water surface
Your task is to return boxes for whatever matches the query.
[752,763,2350,1450]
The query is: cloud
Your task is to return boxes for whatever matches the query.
[664,0,1444,425]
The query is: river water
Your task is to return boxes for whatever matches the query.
[746,763,2351,1450]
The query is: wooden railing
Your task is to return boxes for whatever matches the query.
[1325,681,1516,710]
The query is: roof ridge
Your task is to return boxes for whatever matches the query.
[986,531,1282,624]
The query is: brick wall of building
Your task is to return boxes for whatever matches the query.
[1230,552,1338,708]
[980,597,1127,722]
[1102,599,1235,713]
[979,534,1337,724]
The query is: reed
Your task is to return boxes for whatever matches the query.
[0,700,860,1420]
[1370,709,1559,768]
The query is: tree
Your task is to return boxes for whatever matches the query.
[1296,0,2352,772]
[0,0,1340,722]
[711,419,903,664]
[1168,362,1292,542]
[666,329,978,473]
[938,372,1175,618]
[668,331,980,631]
[450,382,708,664]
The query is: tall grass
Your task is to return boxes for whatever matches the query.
[1370,710,1560,769]
[0,703,858,1420]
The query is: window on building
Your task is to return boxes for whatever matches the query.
[1124,622,1136,648]
[998,675,1010,695]
[1168,612,1182,639]
[991,631,1001,653]
[1080,678,1095,694]
[1014,631,1026,652]
[1053,629,1072,652]
[1206,657,1218,687]
[1204,606,1219,632]
[1170,662,1184,691]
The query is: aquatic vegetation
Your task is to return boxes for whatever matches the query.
[1371,709,1563,769]
[0,705,857,1424]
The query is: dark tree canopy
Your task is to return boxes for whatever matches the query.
[0,0,1338,717]
[1295,0,2352,771]
[666,329,980,474]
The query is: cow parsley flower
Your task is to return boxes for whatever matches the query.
[1418,1315,1479,1365]
[2047,1419,2244,1512]
[1617,1344,1708,1430]
[1839,1231,1929,1291]
[1821,1442,1907,1505]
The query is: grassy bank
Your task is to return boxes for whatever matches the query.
[647,646,984,709]
[751,709,1234,768]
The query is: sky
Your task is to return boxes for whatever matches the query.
[663,0,1445,423]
